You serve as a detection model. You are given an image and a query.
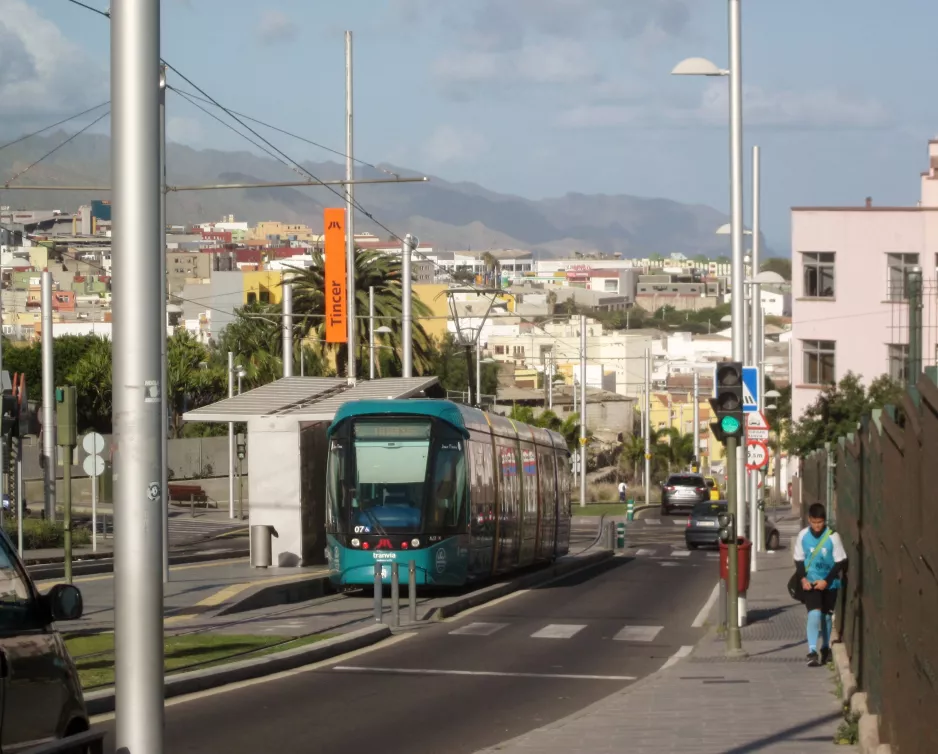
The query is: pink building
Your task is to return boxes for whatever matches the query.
[791,140,938,420]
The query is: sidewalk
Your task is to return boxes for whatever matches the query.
[474,519,854,754]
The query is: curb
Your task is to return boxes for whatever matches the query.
[84,624,391,716]
[217,574,333,616]
[26,547,250,579]
[425,549,614,621]
[831,642,892,754]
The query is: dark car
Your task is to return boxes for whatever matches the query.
[0,529,88,749]
[660,473,709,515]
[684,500,782,550]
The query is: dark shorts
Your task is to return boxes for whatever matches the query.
[804,588,838,614]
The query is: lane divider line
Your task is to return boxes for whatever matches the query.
[333,666,637,681]
[661,645,694,670]
[692,581,720,628]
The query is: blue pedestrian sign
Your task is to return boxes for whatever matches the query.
[742,366,760,413]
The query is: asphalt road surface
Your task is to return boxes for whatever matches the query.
[94,515,718,754]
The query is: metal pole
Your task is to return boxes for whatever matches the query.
[475,334,481,407]
[693,371,700,470]
[373,562,383,622]
[92,464,98,554]
[228,351,235,518]
[751,144,763,559]
[282,278,293,377]
[16,449,23,556]
[368,286,375,380]
[344,31,357,381]
[390,562,400,627]
[63,446,72,584]
[159,63,170,585]
[729,0,745,365]
[408,560,417,622]
[41,272,55,520]
[644,348,651,506]
[112,0,165,746]
[579,315,587,507]
[908,267,923,389]
[725,435,743,654]
[402,235,414,377]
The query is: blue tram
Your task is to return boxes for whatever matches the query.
[324,399,572,587]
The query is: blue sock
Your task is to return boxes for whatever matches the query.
[821,613,832,649]
[807,610,821,652]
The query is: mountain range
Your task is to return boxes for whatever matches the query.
[0,132,771,258]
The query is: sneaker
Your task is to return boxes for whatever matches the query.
[806,651,821,667]
[820,648,832,665]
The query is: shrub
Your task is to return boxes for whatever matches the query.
[3,519,91,550]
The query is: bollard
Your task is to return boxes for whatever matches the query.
[373,562,383,622]
[627,498,635,521]
[391,562,400,627]
[190,493,195,518]
[616,522,626,549]
[408,559,417,623]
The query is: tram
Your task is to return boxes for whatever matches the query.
[325,399,572,587]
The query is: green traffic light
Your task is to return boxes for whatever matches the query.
[720,415,741,434]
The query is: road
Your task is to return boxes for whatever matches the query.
[93,514,718,754]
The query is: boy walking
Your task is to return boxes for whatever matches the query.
[618,480,627,503]
[794,503,847,667]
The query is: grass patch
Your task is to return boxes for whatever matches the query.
[3,519,91,550]
[834,712,860,745]
[573,503,630,517]
[65,631,336,689]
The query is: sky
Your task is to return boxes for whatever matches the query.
[4,0,938,253]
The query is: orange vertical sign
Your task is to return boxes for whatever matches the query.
[324,208,347,343]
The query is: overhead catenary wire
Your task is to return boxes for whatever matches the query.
[0,101,111,153]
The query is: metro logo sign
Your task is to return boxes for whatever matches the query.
[324,208,347,343]
[375,538,393,550]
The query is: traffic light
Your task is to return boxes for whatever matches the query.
[709,361,744,444]
[0,392,18,437]
[718,511,736,544]
[55,386,78,447]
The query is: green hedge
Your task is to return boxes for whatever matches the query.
[2,519,91,550]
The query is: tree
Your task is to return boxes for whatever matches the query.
[291,250,435,376]
[167,330,226,438]
[67,337,113,433]
[786,372,904,457]
[618,434,645,481]
[761,257,792,281]
[425,334,499,397]
[652,427,695,472]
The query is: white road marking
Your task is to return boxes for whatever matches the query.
[692,582,721,628]
[613,625,663,642]
[531,624,586,639]
[643,518,661,526]
[333,666,636,681]
[660,562,679,567]
[670,550,691,558]
[707,552,720,559]
[673,519,687,526]
[661,645,694,670]
[636,548,657,556]
[449,622,509,637]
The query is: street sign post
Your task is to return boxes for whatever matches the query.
[746,440,769,471]
[742,366,760,413]
[745,411,770,443]
[82,432,105,553]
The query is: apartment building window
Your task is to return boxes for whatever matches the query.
[888,344,909,383]
[511,346,525,358]
[886,253,919,300]
[802,252,835,298]
[803,340,836,385]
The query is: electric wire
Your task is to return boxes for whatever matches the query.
[0,101,110,153]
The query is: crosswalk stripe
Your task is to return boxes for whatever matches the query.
[671,550,691,558]
[613,625,663,642]
[672,519,687,525]
[636,548,657,556]
[449,622,509,636]
[643,518,661,526]
[531,624,586,639]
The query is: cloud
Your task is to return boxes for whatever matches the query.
[167,116,206,146]
[0,0,106,123]
[258,10,297,45]
[422,125,489,166]
[556,82,893,131]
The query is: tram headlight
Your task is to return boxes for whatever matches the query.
[351,538,361,548]
[411,538,420,548]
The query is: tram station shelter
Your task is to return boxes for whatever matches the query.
[183,376,444,567]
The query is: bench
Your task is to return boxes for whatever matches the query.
[168,483,214,508]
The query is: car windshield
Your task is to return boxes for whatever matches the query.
[667,476,704,487]
[692,501,726,516]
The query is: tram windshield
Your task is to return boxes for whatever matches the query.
[327,418,467,535]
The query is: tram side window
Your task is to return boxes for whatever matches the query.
[326,440,346,532]
[428,445,467,532]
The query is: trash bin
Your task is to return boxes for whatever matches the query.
[719,537,752,593]
[250,525,274,568]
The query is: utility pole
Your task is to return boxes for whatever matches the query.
[644,348,651,506]
[750,144,763,558]
[908,266,923,390]
[159,62,170,584]
[693,371,700,472]
[725,435,743,652]
[55,386,77,584]
[41,271,55,520]
[401,234,415,378]
[368,286,375,379]
[227,351,235,518]
[579,315,587,508]
[547,351,553,410]
[344,31,356,381]
[111,0,165,747]
[282,276,293,377]
[475,333,481,407]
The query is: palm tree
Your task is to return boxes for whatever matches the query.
[652,427,695,473]
[68,337,113,433]
[619,434,645,481]
[167,330,225,437]
[290,249,435,376]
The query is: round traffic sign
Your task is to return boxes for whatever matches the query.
[746,441,769,470]
[82,432,105,455]
[83,454,105,477]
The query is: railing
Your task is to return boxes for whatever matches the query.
[21,730,106,754]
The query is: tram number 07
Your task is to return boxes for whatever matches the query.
[354,525,370,533]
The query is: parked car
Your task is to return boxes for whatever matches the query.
[660,473,709,515]
[684,499,782,550]
[0,528,88,749]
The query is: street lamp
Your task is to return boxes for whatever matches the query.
[371,326,393,379]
